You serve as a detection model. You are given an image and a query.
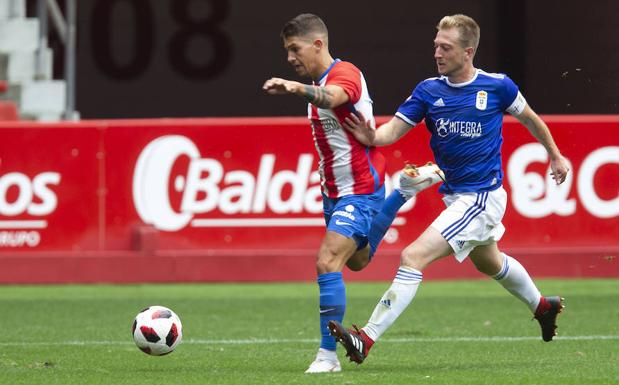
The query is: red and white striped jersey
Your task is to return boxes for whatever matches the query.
[308,60,386,198]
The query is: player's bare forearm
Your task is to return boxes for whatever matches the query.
[301,84,349,109]
[301,85,334,109]
[263,79,345,109]
[344,114,411,146]
[517,106,562,159]
[516,105,569,184]
[373,117,413,146]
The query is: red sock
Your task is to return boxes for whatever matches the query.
[360,329,375,349]
[535,296,550,317]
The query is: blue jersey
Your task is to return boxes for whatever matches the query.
[396,69,523,194]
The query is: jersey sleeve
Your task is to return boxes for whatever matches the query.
[325,61,362,104]
[506,91,527,116]
[395,83,427,126]
[499,75,526,115]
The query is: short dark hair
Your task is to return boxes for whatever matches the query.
[280,13,328,40]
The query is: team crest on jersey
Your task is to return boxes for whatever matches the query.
[476,91,488,110]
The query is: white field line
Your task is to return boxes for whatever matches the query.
[1,335,618,347]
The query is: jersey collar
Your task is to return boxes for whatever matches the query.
[443,68,480,88]
[315,58,341,83]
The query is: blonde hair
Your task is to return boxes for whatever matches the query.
[437,14,480,50]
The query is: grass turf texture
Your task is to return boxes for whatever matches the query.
[1,279,617,384]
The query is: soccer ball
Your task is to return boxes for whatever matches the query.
[132,306,183,356]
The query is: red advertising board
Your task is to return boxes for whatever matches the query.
[0,116,617,283]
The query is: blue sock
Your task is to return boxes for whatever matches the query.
[317,272,346,351]
[368,190,407,258]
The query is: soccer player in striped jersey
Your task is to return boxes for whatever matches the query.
[329,14,570,364]
[263,14,442,373]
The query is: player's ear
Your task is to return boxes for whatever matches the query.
[313,38,324,51]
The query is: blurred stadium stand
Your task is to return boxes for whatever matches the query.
[2,1,617,119]
[0,80,18,120]
[0,0,73,121]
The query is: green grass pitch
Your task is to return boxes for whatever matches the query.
[1,279,618,384]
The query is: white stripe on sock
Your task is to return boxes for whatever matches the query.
[494,253,541,312]
[364,266,423,341]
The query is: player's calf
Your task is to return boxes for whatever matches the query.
[347,246,371,271]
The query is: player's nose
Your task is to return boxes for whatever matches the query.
[434,46,444,58]
[287,52,296,64]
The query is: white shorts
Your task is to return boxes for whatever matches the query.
[430,187,507,262]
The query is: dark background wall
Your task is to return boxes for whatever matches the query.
[30,0,619,119]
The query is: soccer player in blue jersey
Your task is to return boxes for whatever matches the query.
[328,14,570,364]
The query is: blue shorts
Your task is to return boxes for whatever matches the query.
[322,185,385,248]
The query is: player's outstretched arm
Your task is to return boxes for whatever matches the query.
[263,77,303,95]
[514,104,570,185]
[263,78,349,109]
[343,112,413,146]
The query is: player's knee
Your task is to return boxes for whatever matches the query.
[472,258,501,276]
[469,249,503,276]
[315,258,332,274]
[400,245,426,271]
[316,250,341,273]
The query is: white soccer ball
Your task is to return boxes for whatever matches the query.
[132,306,183,356]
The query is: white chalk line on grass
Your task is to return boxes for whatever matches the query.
[1,335,618,347]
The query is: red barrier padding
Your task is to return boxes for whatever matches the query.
[0,116,617,283]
